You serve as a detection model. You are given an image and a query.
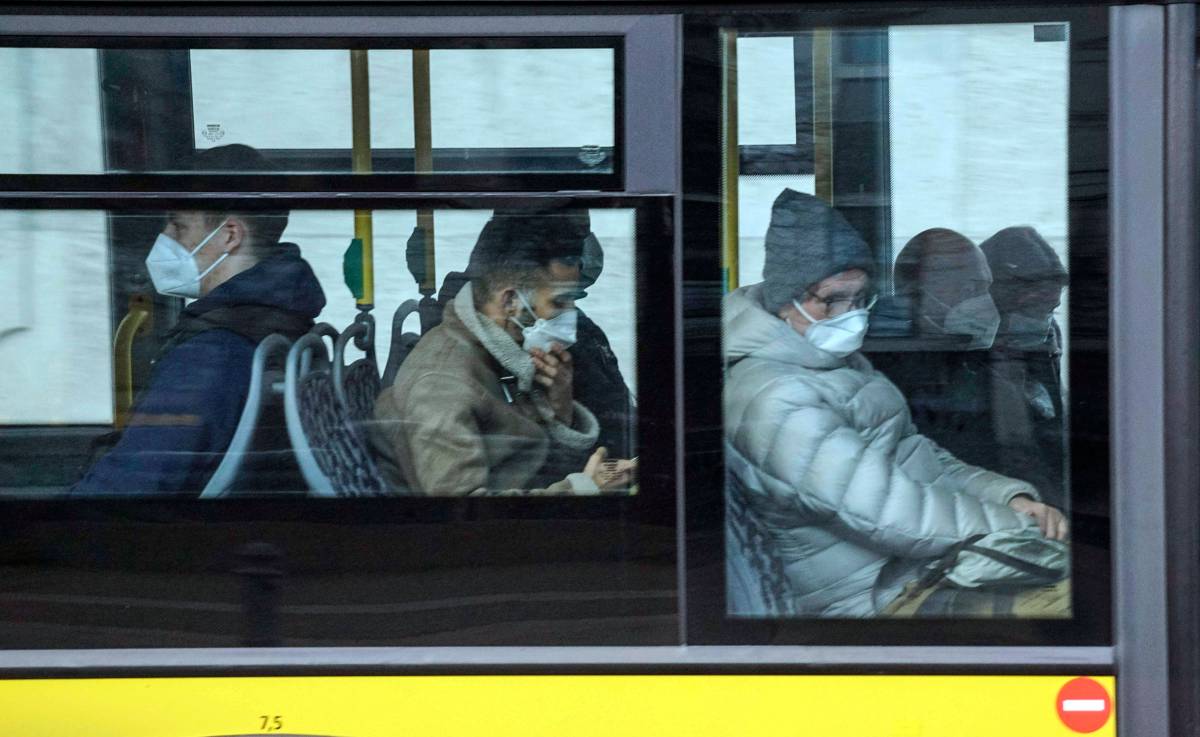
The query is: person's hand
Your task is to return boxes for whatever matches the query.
[583,447,636,492]
[531,343,574,424]
[1008,494,1070,541]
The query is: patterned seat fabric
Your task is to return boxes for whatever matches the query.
[725,480,797,617]
[342,359,382,425]
[297,369,387,496]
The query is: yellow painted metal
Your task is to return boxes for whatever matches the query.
[720,29,739,293]
[111,294,151,430]
[0,674,1115,737]
[413,48,437,295]
[350,48,375,308]
[813,29,835,204]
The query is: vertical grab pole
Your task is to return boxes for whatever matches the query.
[413,49,436,297]
[720,30,740,293]
[812,29,835,204]
[112,294,152,430]
[350,49,375,311]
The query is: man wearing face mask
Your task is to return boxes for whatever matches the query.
[371,211,635,495]
[432,216,636,459]
[70,144,326,496]
[866,229,1010,488]
[980,226,1070,510]
[723,190,1066,617]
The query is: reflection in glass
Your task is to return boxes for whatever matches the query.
[722,23,1072,619]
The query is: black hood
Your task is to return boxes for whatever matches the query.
[186,242,326,319]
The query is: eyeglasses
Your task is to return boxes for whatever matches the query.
[805,291,878,317]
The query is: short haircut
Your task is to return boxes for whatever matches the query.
[469,208,590,308]
[190,144,290,257]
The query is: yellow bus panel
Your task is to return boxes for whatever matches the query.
[0,674,1115,737]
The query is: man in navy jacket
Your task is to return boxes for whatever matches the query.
[70,145,326,496]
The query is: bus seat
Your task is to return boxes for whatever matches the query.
[381,299,420,388]
[332,315,381,425]
[283,333,388,497]
[725,477,797,617]
[199,334,302,498]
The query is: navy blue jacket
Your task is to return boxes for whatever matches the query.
[70,244,326,496]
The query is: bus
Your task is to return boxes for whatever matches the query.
[0,3,1192,736]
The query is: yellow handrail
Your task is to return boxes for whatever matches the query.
[413,48,437,296]
[812,30,835,204]
[112,295,152,430]
[721,29,740,293]
[350,48,375,309]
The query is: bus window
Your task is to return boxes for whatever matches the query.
[721,22,1080,620]
[0,44,618,178]
[0,201,639,499]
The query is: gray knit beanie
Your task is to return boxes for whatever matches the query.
[761,189,875,313]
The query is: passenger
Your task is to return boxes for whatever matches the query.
[980,225,1069,509]
[434,212,636,458]
[892,228,1000,350]
[723,189,1066,617]
[71,144,326,496]
[371,210,635,495]
[867,229,1018,497]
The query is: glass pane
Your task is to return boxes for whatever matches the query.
[0,49,103,174]
[737,36,797,146]
[723,23,1075,619]
[0,211,112,425]
[2,45,617,176]
[0,203,637,498]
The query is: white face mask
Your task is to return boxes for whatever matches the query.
[937,292,1000,350]
[144,218,230,298]
[1004,312,1054,350]
[512,290,578,353]
[793,298,871,358]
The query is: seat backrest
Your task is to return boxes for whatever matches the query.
[332,316,381,425]
[200,334,298,499]
[284,333,388,497]
[725,476,797,617]
[381,299,420,389]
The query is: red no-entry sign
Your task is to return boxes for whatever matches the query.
[1056,677,1113,733]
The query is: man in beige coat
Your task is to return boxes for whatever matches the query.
[371,210,634,495]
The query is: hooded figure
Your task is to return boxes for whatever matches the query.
[979,226,1069,509]
[867,229,1011,493]
[892,228,1000,350]
[724,190,1058,617]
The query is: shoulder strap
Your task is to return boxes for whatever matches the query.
[962,540,1065,581]
[157,305,314,361]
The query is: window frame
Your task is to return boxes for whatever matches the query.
[682,4,1113,647]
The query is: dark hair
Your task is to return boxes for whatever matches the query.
[469,208,590,307]
[191,144,289,256]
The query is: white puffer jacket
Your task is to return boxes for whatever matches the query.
[724,283,1039,616]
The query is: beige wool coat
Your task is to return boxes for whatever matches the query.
[370,282,600,495]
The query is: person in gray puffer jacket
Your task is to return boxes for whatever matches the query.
[724,190,1069,617]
